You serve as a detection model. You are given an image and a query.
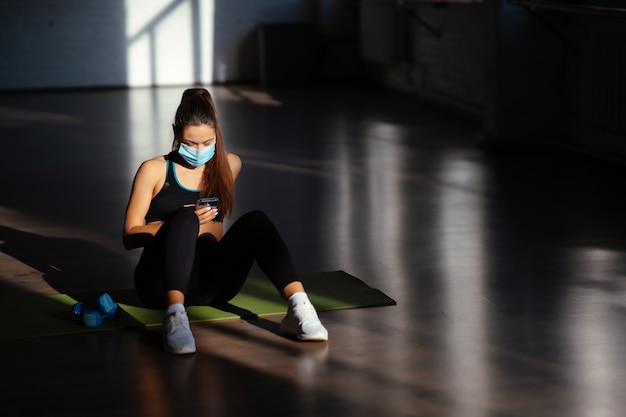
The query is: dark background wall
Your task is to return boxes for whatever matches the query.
[359,0,626,159]
[483,0,626,157]
[0,0,128,89]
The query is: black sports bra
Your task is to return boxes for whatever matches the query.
[144,153,200,223]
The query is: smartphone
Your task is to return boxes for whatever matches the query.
[196,197,219,210]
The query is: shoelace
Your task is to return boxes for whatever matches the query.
[165,311,189,335]
[294,302,318,323]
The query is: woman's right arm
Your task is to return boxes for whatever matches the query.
[122,159,165,250]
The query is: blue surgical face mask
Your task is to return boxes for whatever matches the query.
[178,143,215,167]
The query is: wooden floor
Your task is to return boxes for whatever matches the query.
[1,85,625,417]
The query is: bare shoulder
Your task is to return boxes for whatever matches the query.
[226,152,241,167]
[226,152,242,179]
[132,156,167,193]
[137,155,166,176]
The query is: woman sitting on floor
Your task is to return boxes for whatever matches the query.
[122,87,328,354]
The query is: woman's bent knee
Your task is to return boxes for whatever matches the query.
[240,210,272,227]
[168,207,200,232]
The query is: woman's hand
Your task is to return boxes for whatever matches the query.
[195,206,219,225]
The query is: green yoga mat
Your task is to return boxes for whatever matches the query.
[0,271,395,340]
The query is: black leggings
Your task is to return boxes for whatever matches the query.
[134,209,299,309]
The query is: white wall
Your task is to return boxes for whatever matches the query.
[0,0,315,90]
[125,0,215,87]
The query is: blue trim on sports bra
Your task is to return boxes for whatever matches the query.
[172,160,200,192]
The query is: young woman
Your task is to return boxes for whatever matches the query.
[123,88,328,354]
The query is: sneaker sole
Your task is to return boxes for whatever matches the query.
[296,332,328,342]
[163,344,197,354]
[280,323,328,342]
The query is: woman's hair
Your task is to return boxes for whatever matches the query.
[172,88,234,218]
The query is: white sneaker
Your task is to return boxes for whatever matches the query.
[281,293,328,341]
[162,304,196,354]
